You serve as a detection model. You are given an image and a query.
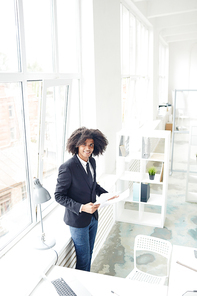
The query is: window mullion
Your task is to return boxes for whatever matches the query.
[51,0,59,75]
[20,81,35,223]
[16,0,27,75]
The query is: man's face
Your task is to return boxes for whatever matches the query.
[78,138,94,161]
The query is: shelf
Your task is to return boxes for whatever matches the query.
[120,171,141,182]
[144,193,163,206]
[120,172,163,184]
[139,212,163,228]
[124,152,141,162]
[148,153,164,162]
[124,193,163,206]
[116,208,163,228]
[115,129,170,228]
[141,173,163,184]
[116,208,139,224]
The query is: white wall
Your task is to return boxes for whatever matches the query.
[81,0,122,175]
[93,0,122,174]
[168,41,197,97]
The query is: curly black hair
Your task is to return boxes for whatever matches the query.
[66,127,108,156]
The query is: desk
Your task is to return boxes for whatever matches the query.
[31,265,168,296]
[168,245,197,296]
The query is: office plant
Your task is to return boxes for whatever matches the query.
[148,166,157,180]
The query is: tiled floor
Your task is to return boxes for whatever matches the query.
[91,131,197,277]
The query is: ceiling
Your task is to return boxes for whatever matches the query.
[132,0,197,43]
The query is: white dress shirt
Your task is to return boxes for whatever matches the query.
[77,155,94,180]
[77,155,94,213]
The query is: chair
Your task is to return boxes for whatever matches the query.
[127,235,172,285]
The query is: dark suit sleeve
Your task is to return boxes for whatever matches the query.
[95,182,108,196]
[54,164,81,215]
[90,157,108,196]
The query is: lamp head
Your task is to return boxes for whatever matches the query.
[33,178,51,205]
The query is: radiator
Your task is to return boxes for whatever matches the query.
[57,238,76,268]
[57,204,114,268]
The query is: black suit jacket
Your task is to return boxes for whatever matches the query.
[54,155,108,228]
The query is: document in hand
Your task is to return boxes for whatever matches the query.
[95,189,129,209]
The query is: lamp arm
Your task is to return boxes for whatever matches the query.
[39,204,44,235]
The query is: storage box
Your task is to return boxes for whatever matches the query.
[133,182,140,201]
[165,122,173,132]
[142,137,150,159]
[141,183,150,202]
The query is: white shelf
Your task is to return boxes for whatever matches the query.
[139,212,163,228]
[120,172,163,184]
[148,153,164,162]
[123,193,163,206]
[116,208,163,228]
[145,193,163,206]
[141,173,163,184]
[116,208,139,223]
[115,129,170,228]
[120,171,141,182]
[124,152,141,162]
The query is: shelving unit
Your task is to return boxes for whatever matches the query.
[186,126,197,202]
[115,129,170,228]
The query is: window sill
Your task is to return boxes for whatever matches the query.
[0,204,71,296]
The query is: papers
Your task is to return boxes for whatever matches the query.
[94,192,116,205]
[95,189,129,209]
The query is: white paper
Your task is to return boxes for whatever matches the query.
[94,192,116,205]
[95,189,129,209]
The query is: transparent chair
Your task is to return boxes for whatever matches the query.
[127,235,172,285]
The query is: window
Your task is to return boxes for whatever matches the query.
[0,0,19,72]
[10,127,15,140]
[159,41,169,104]
[0,0,81,254]
[56,0,79,73]
[0,194,11,216]
[8,105,13,117]
[23,0,53,72]
[0,83,32,249]
[121,3,152,129]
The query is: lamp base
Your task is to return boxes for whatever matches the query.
[34,235,56,250]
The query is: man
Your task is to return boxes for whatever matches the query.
[55,127,117,271]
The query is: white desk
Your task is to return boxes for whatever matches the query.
[168,245,197,296]
[31,265,168,296]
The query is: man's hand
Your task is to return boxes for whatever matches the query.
[108,195,119,201]
[81,202,100,214]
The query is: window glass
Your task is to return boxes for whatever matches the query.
[0,0,19,72]
[135,78,149,126]
[57,0,79,73]
[136,20,142,75]
[41,84,69,200]
[122,5,130,74]
[66,80,80,138]
[159,43,168,103]
[141,27,149,76]
[129,14,136,75]
[121,4,151,129]
[0,83,31,251]
[27,81,42,179]
[23,0,53,72]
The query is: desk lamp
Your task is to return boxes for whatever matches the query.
[33,178,56,250]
